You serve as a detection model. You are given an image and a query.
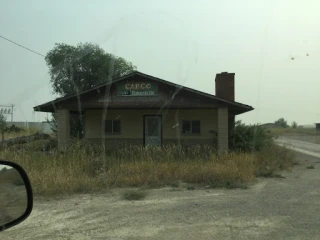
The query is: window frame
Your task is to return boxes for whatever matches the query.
[181,120,201,135]
[105,120,122,135]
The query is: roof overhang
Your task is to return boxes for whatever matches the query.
[34,71,254,115]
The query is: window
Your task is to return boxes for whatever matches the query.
[105,120,121,134]
[182,120,201,134]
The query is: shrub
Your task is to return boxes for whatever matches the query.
[186,185,195,190]
[123,190,147,200]
[307,165,315,169]
[229,120,275,152]
[254,144,295,177]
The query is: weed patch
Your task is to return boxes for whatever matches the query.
[0,141,295,197]
[307,165,315,169]
[123,190,147,201]
[186,185,195,190]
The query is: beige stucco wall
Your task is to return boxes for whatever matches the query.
[84,109,218,143]
[217,107,229,153]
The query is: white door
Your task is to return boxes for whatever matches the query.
[144,116,162,147]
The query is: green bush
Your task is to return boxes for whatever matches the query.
[123,190,147,201]
[307,165,315,169]
[254,144,295,177]
[230,121,275,152]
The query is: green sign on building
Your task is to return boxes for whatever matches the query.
[117,82,158,96]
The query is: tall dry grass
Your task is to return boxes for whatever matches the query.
[0,142,295,196]
[3,127,42,140]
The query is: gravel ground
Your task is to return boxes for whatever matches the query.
[0,183,27,226]
[2,150,320,239]
[0,170,28,227]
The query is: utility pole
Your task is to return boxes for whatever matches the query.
[11,104,13,122]
[0,104,13,122]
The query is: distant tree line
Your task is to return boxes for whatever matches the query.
[274,118,298,129]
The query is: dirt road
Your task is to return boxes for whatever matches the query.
[277,134,320,145]
[276,136,320,158]
[2,152,320,239]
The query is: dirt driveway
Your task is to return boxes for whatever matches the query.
[276,135,320,158]
[2,151,320,240]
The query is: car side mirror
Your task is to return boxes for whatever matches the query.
[0,160,33,232]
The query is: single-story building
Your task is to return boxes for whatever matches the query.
[34,71,254,152]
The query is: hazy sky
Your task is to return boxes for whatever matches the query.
[0,0,319,125]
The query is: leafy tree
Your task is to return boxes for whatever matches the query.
[0,113,23,141]
[45,42,137,138]
[274,118,289,128]
[45,42,137,96]
[291,121,298,129]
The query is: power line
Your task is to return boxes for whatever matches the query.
[0,34,45,57]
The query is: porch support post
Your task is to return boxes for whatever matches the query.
[56,109,70,152]
[228,112,235,143]
[217,107,229,153]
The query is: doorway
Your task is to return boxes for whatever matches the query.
[144,115,162,147]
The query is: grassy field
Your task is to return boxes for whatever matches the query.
[270,127,318,136]
[0,141,295,197]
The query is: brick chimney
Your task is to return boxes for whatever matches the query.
[215,72,235,101]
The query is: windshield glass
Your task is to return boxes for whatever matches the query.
[1,1,319,239]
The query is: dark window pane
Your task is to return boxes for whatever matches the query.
[113,120,121,133]
[105,120,112,133]
[182,120,191,133]
[192,120,200,133]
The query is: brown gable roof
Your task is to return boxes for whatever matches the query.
[34,71,254,114]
